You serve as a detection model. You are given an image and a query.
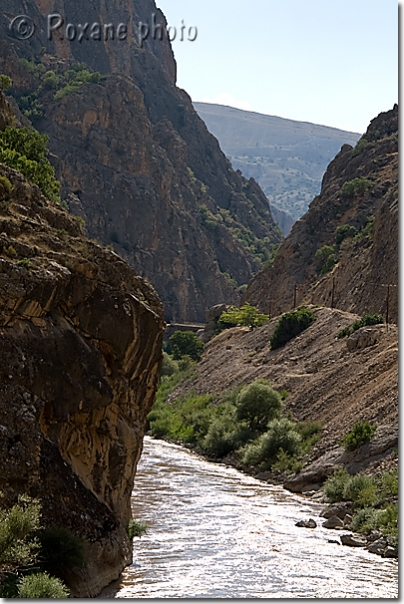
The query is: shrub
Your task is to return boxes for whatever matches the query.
[270,307,316,350]
[0,74,12,91]
[323,467,350,503]
[0,175,13,198]
[341,177,372,198]
[343,474,378,506]
[337,313,384,338]
[235,380,283,432]
[241,418,301,468]
[271,449,303,474]
[315,245,337,274]
[161,352,179,377]
[127,519,148,539]
[202,413,253,458]
[169,331,204,362]
[335,224,358,245]
[339,421,377,451]
[17,572,69,598]
[16,257,32,268]
[37,526,86,576]
[351,139,369,157]
[380,469,398,498]
[0,126,60,202]
[218,303,270,330]
[0,494,41,568]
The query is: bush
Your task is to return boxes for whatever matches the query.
[218,303,270,330]
[0,74,12,91]
[337,313,384,338]
[0,494,41,568]
[323,467,350,503]
[17,572,69,598]
[169,331,204,362]
[335,224,358,245]
[161,352,179,377]
[127,519,148,539]
[315,245,337,274]
[339,421,377,451]
[343,474,378,506]
[341,177,372,198]
[235,380,283,432]
[241,418,301,468]
[270,307,316,350]
[37,526,86,577]
[0,127,60,202]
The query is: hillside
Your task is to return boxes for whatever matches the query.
[244,105,398,323]
[0,0,282,323]
[194,102,360,231]
[0,91,164,596]
[168,307,398,489]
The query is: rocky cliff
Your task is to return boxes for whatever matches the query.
[0,0,282,323]
[0,91,164,596]
[244,106,398,323]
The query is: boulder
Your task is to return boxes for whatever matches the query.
[320,502,354,519]
[340,534,367,547]
[295,518,317,528]
[367,538,388,554]
[322,515,344,529]
[383,546,398,558]
[346,328,379,352]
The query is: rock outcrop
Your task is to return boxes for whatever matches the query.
[244,106,398,323]
[0,0,282,323]
[0,91,165,595]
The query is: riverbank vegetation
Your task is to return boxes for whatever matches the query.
[323,467,398,545]
[148,353,321,475]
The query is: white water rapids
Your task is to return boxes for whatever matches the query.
[101,437,398,598]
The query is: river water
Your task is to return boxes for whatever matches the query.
[103,437,398,599]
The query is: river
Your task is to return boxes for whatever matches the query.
[102,437,398,599]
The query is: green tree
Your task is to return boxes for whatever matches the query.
[270,307,316,350]
[315,245,337,274]
[235,380,283,432]
[169,331,204,362]
[0,75,12,92]
[218,303,270,330]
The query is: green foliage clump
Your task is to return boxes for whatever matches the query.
[339,421,377,451]
[335,224,358,245]
[353,215,375,241]
[16,257,32,268]
[218,303,270,331]
[351,139,369,158]
[0,127,60,202]
[241,418,301,469]
[341,177,372,198]
[235,380,283,431]
[337,313,384,338]
[0,494,41,569]
[324,468,398,543]
[0,74,12,92]
[169,331,204,362]
[17,572,69,598]
[161,351,179,376]
[37,526,86,577]
[315,244,337,274]
[323,467,351,503]
[270,307,316,350]
[127,519,148,539]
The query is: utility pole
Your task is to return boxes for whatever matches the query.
[331,277,336,309]
[381,284,397,332]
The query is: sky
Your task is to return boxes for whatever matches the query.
[154,0,398,134]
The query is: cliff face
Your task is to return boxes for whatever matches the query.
[0,0,282,323]
[245,106,398,323]
[0,94,165,596]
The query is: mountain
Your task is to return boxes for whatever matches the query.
[244,105,398,323]
[194,102,361,232]
[0,0,282,324]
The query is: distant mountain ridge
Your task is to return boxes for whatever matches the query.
[194,102,360,232]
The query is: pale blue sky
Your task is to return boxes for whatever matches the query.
[155,0,398,134]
